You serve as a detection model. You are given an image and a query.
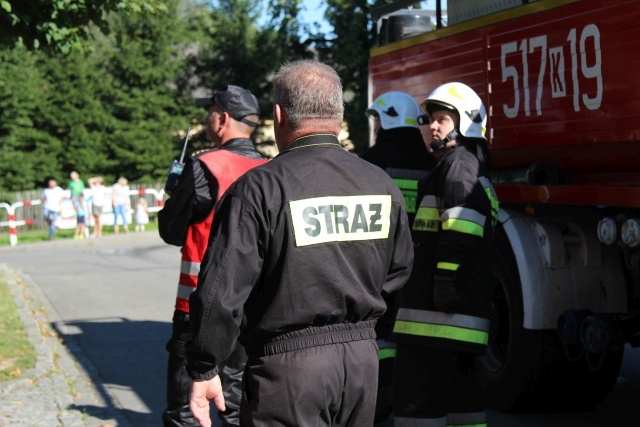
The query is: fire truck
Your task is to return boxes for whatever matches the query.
[370,0,640,411]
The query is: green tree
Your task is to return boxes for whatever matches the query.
[0,47,53,190]
[0,0,168,54]
[95,0,196,183]
[182,0,312,130]
[0,0,199,192]
[318,0,381,154]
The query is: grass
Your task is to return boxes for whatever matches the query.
[0,219,159,246]
[0,219,161,384]
[0,276,36,382]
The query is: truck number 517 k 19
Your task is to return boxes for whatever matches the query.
[500,24,602,119]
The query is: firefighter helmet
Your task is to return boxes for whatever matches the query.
[366,91,420,130]
[421,82,487,139]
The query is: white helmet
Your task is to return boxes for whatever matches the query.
[421,82,487,139]
[366,91,420,130]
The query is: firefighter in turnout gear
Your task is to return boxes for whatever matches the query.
[186,60,414,427]
[362,91,436,426]
[393,82,499,427]
[362,91,436,225]
[158,85,268,427]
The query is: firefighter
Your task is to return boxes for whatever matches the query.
[158,85,268,427]
[393,82,499,427]
[186,59,414,427]
[361,91,436,426]
[362,91,436,225]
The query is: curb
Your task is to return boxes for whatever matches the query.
[0,264,130,427]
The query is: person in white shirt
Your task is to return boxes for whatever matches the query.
[88,176,107,238]
[42,178,65,240]
[112,176,131,234]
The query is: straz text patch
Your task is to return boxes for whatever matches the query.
[289,195,392,247]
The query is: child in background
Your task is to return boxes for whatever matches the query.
[74,194,87,239]
[135,197,149,232]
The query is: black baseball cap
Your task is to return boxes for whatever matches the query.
[195,85,260,127]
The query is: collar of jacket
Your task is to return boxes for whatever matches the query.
[221,137,255,149]
[282,133,341,152]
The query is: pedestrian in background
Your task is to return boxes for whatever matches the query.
[88,176,107,238]
[361,90,436,426]
[158,85,267,427]
[74,193,87,239]
[42,178,65,241]
[112,176,131,235]
[393,82,499,427]
[67,171,85,203]
[186,59,414,427]
[135,197,149,232]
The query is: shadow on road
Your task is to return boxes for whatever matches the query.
[52,317,171,426]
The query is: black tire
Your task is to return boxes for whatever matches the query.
[476,227,624,411]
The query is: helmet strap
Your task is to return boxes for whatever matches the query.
[430,128,459,152]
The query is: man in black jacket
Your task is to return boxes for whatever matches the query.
[186,59,414,427]
[158,85,267,427]
[393,82,499,427]
[361,90,436,426]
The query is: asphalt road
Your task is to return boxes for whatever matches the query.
[1,232,639,426]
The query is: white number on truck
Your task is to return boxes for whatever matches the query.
[500,24,602,118]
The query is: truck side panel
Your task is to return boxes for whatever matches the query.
[370,0,640,195]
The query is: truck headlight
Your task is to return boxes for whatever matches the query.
[597,217,617,245]
[621,218,640,247]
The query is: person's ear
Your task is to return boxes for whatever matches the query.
[219,111,230,128]
[274,104,285,128]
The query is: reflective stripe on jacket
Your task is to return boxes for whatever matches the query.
[395,142,498,353]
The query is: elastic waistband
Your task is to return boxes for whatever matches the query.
[248,320,377,357]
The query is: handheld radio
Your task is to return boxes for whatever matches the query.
[164,127,191,195]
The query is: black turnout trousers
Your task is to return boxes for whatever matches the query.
[240,339,379,427]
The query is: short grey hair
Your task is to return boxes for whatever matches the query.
[273,60,344,129]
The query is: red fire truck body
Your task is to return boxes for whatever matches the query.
[370,0,640,410]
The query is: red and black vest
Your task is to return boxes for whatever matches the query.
[175,150,267,313]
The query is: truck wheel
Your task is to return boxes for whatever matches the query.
[476,227,543,410]
[476,228,624,411]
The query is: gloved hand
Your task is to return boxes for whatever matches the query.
[433,276,459,313]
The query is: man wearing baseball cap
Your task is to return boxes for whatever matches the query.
[159,85,268,427]
[195,84,261,129]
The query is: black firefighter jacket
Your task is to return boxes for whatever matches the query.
[186,133,414,379]
[394,140,499,355]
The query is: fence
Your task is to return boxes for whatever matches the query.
[0,183,166,246]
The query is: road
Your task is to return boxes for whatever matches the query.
[1,232,639,426]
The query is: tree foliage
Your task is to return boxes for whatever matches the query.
[0,0,402,194]
[182,0,312,127]
[318,0,387,154]
[0,0,194,191]
[0,0,168,54]
[95,0,192,182]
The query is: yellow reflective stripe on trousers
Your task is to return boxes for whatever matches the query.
[377,338,397,360]
[447,411,487,427]
[394,309,489,345]
[379,348,397,360]
[447,423,486,427]
[395,416,447,427]
[437,261,459,271]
